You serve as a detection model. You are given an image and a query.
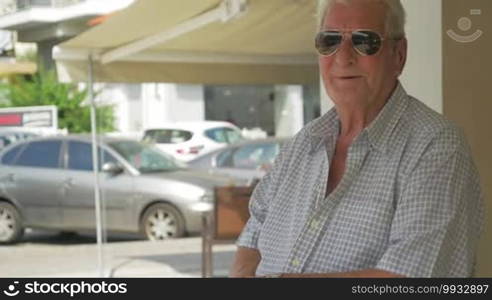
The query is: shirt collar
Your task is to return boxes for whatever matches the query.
[308,106,339,154]
[308,82,408,154]
[364,82,408,154]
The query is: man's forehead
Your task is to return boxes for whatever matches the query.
[323,1,386,31]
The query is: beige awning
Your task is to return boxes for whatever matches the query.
[53,0,319,84]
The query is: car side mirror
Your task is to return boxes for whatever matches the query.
[102,162,124,175]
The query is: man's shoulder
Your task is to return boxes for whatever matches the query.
[274,116,327,162]
[402,96,467,151]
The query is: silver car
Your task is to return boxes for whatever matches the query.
[188,138,287,184]
[0,135,238,244]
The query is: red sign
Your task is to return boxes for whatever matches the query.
[0,113,22,126]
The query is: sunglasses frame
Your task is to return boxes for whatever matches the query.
[315,29,398,57]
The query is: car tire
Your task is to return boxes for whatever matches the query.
[0,202,24,244]
[58,231,79,239]
[140,203,186,240]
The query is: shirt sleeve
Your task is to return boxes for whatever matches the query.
[375,126,484,277]
[236,140,289,249]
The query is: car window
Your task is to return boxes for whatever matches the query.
[1,144,24,165]
[205,127,242,144]
[68,141,118,171]
[143,129,192,144]
[232,143,279,169]
[15,140,62,169]
[109,141,183,173]
[216,149,234,167]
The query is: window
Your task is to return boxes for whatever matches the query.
[1,144,24,165]
[232,143,279,169]
[109,141,182,173]
[205,127,242,144]
[68,141,92,171]
[143,129,193,144]
[68,141,118,171]
[216,149,234,167]
[15,140,61,169]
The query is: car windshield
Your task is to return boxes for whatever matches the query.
[204,127,243,144]
[108,140,185,173]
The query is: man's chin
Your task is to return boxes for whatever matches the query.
[327,87,368,104]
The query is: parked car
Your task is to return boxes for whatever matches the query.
[142,121,243,162]
[0,135,240,244]
[188,138,288,184]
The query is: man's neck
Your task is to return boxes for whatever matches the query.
[335,81,398,142]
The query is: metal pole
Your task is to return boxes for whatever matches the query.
[88,53,105,277]
[201,211,213,278]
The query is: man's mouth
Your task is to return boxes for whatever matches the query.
[337,76,362,80]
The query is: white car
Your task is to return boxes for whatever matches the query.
[142,121,244,162]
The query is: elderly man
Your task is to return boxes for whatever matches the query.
[230,0,483,278]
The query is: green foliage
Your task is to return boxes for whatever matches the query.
[0,70,115,133]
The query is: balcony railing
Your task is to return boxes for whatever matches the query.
[0,0,86,16]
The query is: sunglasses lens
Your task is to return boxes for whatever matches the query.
[352,31,382,55]
[315,31,342,55]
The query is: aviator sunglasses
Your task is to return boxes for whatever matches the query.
[315,30,399,56]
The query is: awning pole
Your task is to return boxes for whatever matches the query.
[88,53,105,277]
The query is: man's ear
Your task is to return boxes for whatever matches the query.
[395,38,408,76]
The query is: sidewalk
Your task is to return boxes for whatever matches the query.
[0,235,236,278]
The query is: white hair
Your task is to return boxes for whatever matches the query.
[317,0,406,39]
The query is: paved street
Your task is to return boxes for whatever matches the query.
[0,230,236,278]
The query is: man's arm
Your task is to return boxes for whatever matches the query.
[279,269,404,278]
[229,247,261,277]
[229,247,404,277]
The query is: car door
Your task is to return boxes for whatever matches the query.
[217,143,280,182]
[210,146,258,182]
[1,139,64,228]
[62,140,135,231]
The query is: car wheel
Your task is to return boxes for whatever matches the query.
[0,202,24,244]
[58,231,79,239]
[141,203,185,240]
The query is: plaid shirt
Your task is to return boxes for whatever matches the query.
[237,83,484,277]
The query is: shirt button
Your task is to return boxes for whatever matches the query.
[310,219,320,230]
[291,258,300,267]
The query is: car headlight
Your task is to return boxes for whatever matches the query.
[190,191,214,212]
[200,191,214,203]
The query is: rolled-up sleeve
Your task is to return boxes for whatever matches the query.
[376,127,484,277]
[236,141,288,249]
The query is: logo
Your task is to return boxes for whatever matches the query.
[447,9,483,43]
[3,281,20,297]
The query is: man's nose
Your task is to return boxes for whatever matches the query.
[334,36,357,67]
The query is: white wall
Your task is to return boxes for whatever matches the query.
[320,0,443,114]
[93,83,142,133]
[141,83,205,129]
[141,83,167,129]
[168,84,205,123]
[94,83,205,134]
[400,0,442,113]
[319,76,332,115]
[274,85,304,137]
